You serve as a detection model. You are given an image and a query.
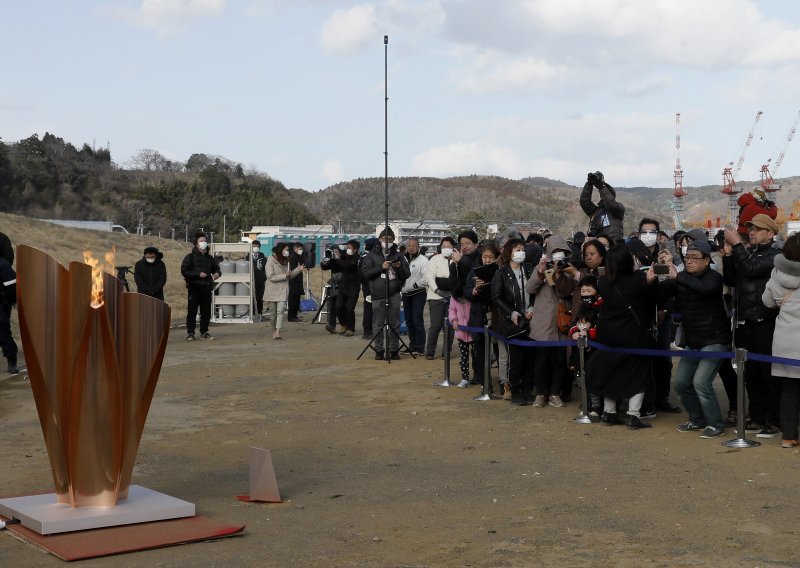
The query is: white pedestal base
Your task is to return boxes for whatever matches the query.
[0,485,195,535]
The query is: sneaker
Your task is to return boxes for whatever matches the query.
[511,393,529,406]
[725,410,738,426]
[699,426,725,439]
[532,395,546,408]
[676,421,705,433]
[456,379,470,388]
[781,439,799,448]
[756,425,781,439]
[469,377,483,385]
[626,415,652,429]
[344,330,354,337]
[200,332,214,340]
[588,410,601,423]
[186,333,195,341]
[502,384,512,401]
[425,354,435,360]
[325,325,336,334]
[744,420,764,433]
[601,412,622,426]
[639,408,657,420]
[374,350,385,360]
[7,365,20,374]
[548,395,565,408]
[389,351,400,361]
[361,333,371,340]
[338,325,348,334]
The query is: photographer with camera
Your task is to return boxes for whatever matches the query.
[580,171,625,243]
[361,227,410,360]
[323,240,361,336]
[525,235,577,407]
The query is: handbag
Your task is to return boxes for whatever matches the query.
[506,317,530,339]
[556,300,573,335]
[611,285,657,344]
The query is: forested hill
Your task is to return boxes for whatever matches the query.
[293,175,671,234]
[0,133,319,237]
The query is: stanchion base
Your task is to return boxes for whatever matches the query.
[433,380,451,387]
[722,438,761,448]
[574,414,594,424]
[473,394,491,401]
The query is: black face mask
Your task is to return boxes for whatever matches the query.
[581,295,597,306]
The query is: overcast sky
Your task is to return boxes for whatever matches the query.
[4,0,800,193]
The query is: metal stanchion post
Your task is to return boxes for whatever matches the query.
[433,317,451,387]
[723,348,760,448]
[474,326,492,401]
[573,335,593,424]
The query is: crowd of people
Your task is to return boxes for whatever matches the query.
[2,173,798,449]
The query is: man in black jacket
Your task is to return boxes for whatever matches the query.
[0,258,19,373]
[134,246,167,301]
[580,171,625,243]
[327,239,361,336]
[287,242,306,322]
[361,227,410,360]
[180,231,221,341]
[247,240,268,320]
[723,214,782,437]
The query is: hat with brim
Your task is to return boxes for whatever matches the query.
[746,213,779,235]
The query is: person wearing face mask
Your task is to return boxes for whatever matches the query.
[401,237,429,356]
[265,242,304,340]
[181,231,221,341]
[134,246,167,301]
[286,242,307,322]
[569,277,603,418]
[325,239,362,336]
[450,230,481,300]
[424,236,458,361]
[246,240,268,321]
[525,235,577,407]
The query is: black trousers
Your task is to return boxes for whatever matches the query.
[253,279,265,315]
[718,358,738,412]
[0,303,18,365]
[288,287,303,319]
[362,298,373,336]
[336,287,360,331]
[186,286,212,335]
[780,377,800,440]
[736,319,781,427]
[534,345,564,396]
[644,314,673,409]
[509,340,536,396]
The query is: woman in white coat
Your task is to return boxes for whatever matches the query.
[265,242,303,339]
[762,234,800,448]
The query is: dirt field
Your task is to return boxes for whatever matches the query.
[2,310,800,567]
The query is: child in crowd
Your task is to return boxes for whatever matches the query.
[569,277,603,418]
[449,292,474,388]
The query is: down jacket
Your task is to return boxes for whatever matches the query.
[579,181,625,243]
[762,254,800,378]
[660,265,731,349]
[722,242,780,321]
[360,245,410,300]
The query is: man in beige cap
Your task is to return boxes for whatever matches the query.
[722,213,782,438]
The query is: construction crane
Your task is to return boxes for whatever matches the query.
[722,111,763,226]
[760,110,800,193]
[671,112,686,230]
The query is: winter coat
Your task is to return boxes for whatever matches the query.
[448,298,473,343]
[248,252,268,284]
[288,252,306,293]
[451,250,480,300]
[180,248,220,289]
[401,253,429,296]
[464,264,495,327]
[360,245,410,300]
[325,253,360,293]
[762,254,800,378]
[265,255,302,302]
[580,181,625,243]
[134,254,167,301]
[525,235,576,341]
[660,265,731,349]
[737,192,778,235]
[722,241,781,321]
[491,263,534,338]
[425,254,453,301]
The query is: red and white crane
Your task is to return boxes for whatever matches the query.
[760,109,800,193]
[671,112,686,230]
[722,110,763,226]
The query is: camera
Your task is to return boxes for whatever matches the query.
[587,171,605,188]
[546,259,571,270]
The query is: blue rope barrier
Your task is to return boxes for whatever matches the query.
[457,325,800,367]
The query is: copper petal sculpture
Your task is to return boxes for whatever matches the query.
[16,245,171,507]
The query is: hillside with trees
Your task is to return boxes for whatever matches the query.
[0,133,320,238]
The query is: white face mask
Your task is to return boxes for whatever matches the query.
[512,251,526,264]
[346,248,355,256]
[282,249,290,258]
[146,257,156,264]
[252,247,260,254]
[198,241,208,251]
[441,247,453,258]
[681,245,688,256]
[338,244,347,251]
[640,233,657,248]
[551,251,566,262]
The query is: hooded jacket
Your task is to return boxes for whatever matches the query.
[525,235,576,341]
[762,254,800,378]
[580,181,625,242]
[134,248,167,300]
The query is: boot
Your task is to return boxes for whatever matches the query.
[502,383,512,401]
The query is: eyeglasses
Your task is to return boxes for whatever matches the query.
[684,254,705,261]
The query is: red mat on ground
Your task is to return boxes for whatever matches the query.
[1,514,245,561]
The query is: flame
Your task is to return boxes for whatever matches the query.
[83,247,116,307]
